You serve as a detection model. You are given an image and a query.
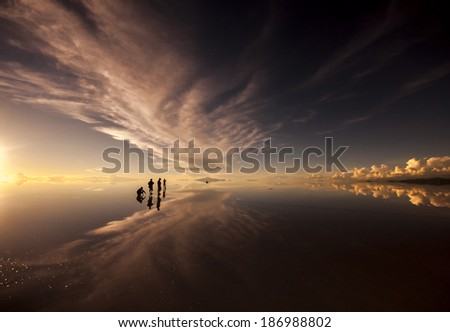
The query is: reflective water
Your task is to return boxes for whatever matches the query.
[0,180,449,311]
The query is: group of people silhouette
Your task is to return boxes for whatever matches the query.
[136,178,167,211]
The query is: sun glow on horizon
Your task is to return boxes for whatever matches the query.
[0,147,5,175]
[0,147,12,182]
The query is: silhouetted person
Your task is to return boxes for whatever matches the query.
[148,178,154,192]
[157,178,162,192]
[147,194,153,210]
[136,187,146,203]
[163,178,166,189]
[157,192,161,211]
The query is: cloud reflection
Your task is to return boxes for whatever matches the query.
[0,189,270,310]
[333,182,450,208]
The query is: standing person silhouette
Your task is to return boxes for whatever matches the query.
[148,178,154,192]
[163,178,166,189]
[157,178,162,192]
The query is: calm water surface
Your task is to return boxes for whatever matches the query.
[0,179,449,311]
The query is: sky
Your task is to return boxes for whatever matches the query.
[0,0,449,178]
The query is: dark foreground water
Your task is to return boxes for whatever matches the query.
[0,179,449,311]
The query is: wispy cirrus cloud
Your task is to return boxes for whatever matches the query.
[303,1,399,87]
[300,2,449,135]
[394,62,450,101]
[316,114,374,135]
[293,109,317,124]
[0,0,279,150]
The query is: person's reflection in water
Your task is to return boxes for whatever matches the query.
[157,191,161,211]
[147,193,153,210]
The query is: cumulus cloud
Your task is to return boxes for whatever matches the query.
[333,156,450,180]
[0,0,279,151]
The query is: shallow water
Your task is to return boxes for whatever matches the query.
[1,179,449,311]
